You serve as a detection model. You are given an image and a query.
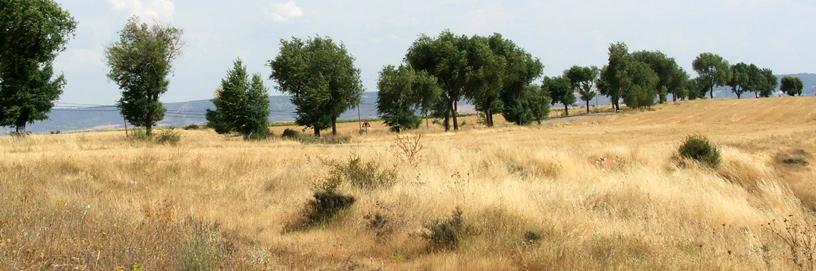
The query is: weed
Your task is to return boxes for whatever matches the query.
[328,156,397,190]
[394,134,424,167]
[764,216,816,271]
[156,129,181,145]
[289,178,356,230]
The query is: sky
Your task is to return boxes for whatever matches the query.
[53,0,816,105]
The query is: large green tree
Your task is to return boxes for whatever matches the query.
[621,60,659,108]
[528,85,551,124]
[631,50,687,102]
[487,34,543,125]
[599,43,629,111]
[564,66,598,113]
[106,17,182,137]
[727,62,751,99]
[376,65,441,132]
[543,76,575,116]
[757,68,778,98]
[781,76,804,96]
[269,36,364,136]
[463,35,505,127]
[405,31,470,131]
[692,53,730,99]
[0,0,77,133]
[206,59,270,139]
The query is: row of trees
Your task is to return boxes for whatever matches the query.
[1,1,808,136]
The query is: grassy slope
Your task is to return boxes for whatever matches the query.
[1,97,815,270]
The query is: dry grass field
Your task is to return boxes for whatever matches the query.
[1,97,815,270]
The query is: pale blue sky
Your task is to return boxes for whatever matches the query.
[53,0,816,104]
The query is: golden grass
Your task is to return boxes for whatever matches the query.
[1,97,815,270]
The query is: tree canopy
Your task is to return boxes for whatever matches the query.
[564,65,598,113]
[269,36,364,136]
[376,65,441,132]
[727,63,751,99]
[206,59,270,139]
[781,76,804,96]
[0,0,77,133]
[631,50,687,102]
[692,53,730,99]
[106,17,183,136]
[543,76,575,116]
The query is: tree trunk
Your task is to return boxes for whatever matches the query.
[736,92,741,99]
[452,100,459,131]
[331,118,337,135]
[15,125,24,135]
[485,109,493,127]
[314,126,321,137]
[672,93,677,102]
[586,101,590,114]
[564,104,569,117]
[709,87,714,99]
[443,108,450,131]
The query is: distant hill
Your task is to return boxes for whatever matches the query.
[5,73,812,134]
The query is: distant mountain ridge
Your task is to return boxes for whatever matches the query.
[4,74,813,134]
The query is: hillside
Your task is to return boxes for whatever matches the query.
[1,97,815,270]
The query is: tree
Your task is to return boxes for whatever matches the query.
[106,17,182,137]
[406,31,470,131]
[464,36,505,127]
[376,65,441,132]
[727,63,751,99]
[486,34,543,126]
[543,76,575,116]
[692,53,730,99]
[0,0,77,133]
[527,85,551,124]
[269,36,364,136]
[206,59,270,139]
[631,50,687,102]
[621,60,659,108]
[781,76,804,96]
[599,42,629,111]
[564,66,598,113]
[757,68,778,98]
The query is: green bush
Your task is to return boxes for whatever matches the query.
[290,178,356,230]
[183,124,201,130]
[421,207,467,251]
[156,129,181,145]
[329,157,397,190]
[678,135,720,168]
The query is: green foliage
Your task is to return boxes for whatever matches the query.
[692,53,730,99]
[488,34,544,126]
[269,36,364,137]
[328,157,397,190]
[543,76,575,116]
[599,43,629,110]
[565,65,599,113]
[155,129,181,145]
[463,35,506,127]
[207,59,270,139]
[727,62,751,99]
[781,76,805,96]
[421,207,468,251]
[527,85,551,124]
[0,0,77,133]
[376,65,441,132]
[292,178,356,230]
[406,31,471,131]
[106,17,182,137]
[621,60,659,109]
[631,50,687,102]
[757,68,778,98]
[678,135,721,168]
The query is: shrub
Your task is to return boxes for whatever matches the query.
[180,222,229,271]
[523,230,542,246]
[290,178,356,230]
[678,135,720,168]
[156,129,181,145]
[329,156,397,190]
[363,202,402,242]
[421,207,467,251]
[281,128,300,139]
[183,124,200,130]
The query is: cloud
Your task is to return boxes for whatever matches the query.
[109,0,175,22]
[265,0,304,22]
